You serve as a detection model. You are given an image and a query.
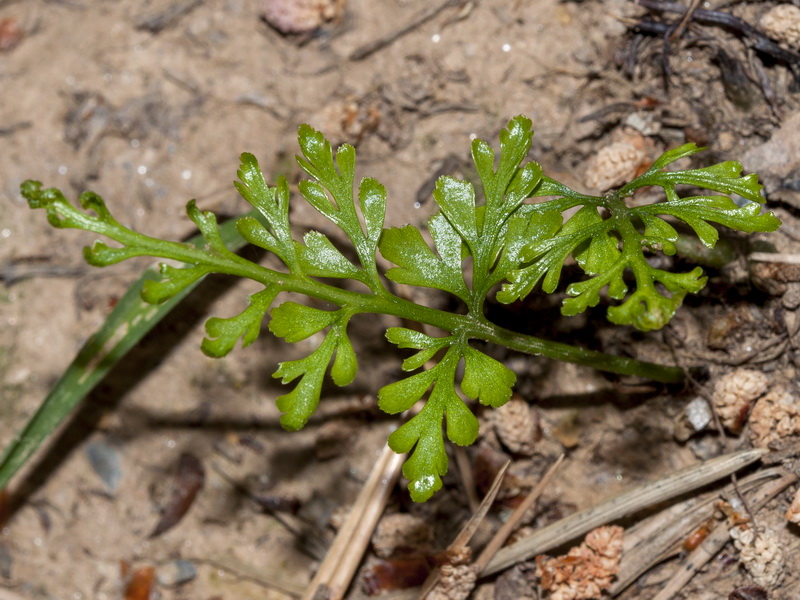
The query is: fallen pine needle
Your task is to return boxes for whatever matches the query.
[650,470,797,600]
[481,448,768,575]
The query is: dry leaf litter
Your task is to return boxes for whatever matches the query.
[492,397,539,456]
[729,525,785,588]
[535,525,623,600]
[712,369,770,433]
[426,547,476,600]
[748,384,800,447]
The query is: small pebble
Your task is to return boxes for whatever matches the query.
[156,559,196,588]
[85,440,123,493]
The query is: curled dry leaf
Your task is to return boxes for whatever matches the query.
[121,563,155,600]
[729,525,785,588]
[361,556,431,595]
[0,18,23,52]
[728,585,768,600]
[786,487,800,524]
[712,369,770,434]
[150,452,205,538]
[535,525,623,600]
[748,385,800,448]
[492,397,539,456]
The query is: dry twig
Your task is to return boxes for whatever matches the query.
[613,466,790,595]
[481,448,767,576]
[417,461,510,599]
[474,454,564,574]
[302,441,406,600]
[650,471,797,600]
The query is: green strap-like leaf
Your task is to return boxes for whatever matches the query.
[0,207,260,491]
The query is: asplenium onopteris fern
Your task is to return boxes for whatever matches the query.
[21,116,779,501]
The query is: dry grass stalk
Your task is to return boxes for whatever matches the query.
[482,448,768,575]
[612,466,789,594]
[417,461,511,599]
[302,440,406,600]
[649,471,797,600]
[474,454,565,574]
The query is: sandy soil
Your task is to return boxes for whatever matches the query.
[1,0,800,599]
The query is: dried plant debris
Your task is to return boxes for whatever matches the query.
[121,564,155,600]
[149,452,205,538]
[425,564,476,600]
[0,17,23,52]
[729,524,785,588]
[634,1,800,69]
[748,385,800,448]
[492,397,539,456]
[728,586,768,600]
[759,5,800,51]
[786,486,800,524]
[535,526,623,600]
[361,556,431,595]
[712,369,770,434]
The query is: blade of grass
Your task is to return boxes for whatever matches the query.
[0,211,261,490]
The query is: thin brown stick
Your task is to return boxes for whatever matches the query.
[301,440,406,600]
[454,445,480,513]
[668,0,702,40]
[417,461,511,599]
[474,454,564,574]
[650,471,797,600]
[481,448,767,576]
[448,461,511,553]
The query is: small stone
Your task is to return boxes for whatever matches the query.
[673,396,713,442]
[85,440,123,493]
[156,559,196,588]
[259,0,344,34]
